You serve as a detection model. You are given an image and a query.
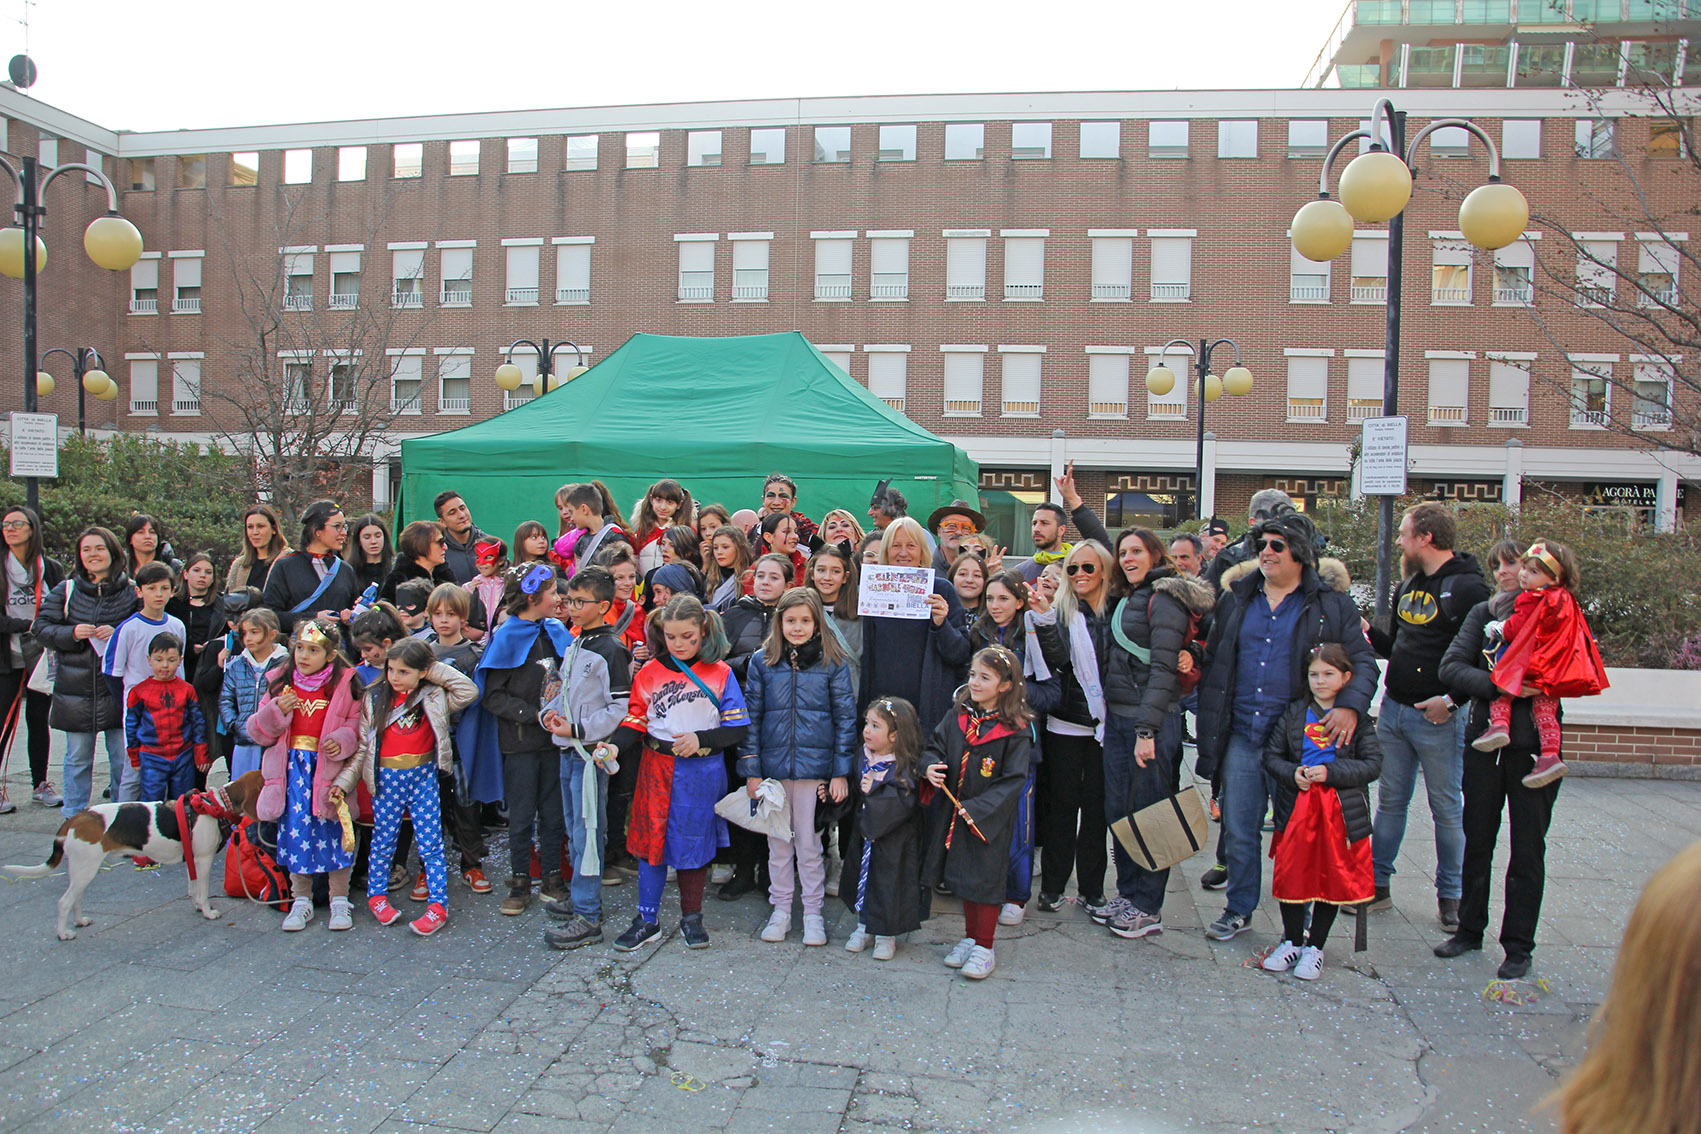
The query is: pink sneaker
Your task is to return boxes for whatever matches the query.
[367,895,404,926]
[1471,724,1510,752]
[410,902,448,937]
[1522,753,1568,789]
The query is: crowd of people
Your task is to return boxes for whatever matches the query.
[0,469,1611,986]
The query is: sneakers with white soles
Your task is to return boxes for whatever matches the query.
[960,945,996,979]
[1293,945,1325,980]
[759,910,790,943]
[1262,941,1302,972]
[998,902,1026,927]
[943,937,976,968]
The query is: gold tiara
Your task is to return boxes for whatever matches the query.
[298,621,332,646]
[1524,543,1562,581]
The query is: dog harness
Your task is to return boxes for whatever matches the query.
[173,785,240,883]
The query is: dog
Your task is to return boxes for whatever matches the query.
[2,770,263,940]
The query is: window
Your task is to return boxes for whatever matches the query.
[504,244,540,304]
[502,350,538,410]
[1148,121,1188,158]
[1286,354,1328,421]
[170,358,201,415]
[1637,238,1681,305]
[942,350,985,415]
[1091,236,1133,300]
[814,238,852,299]
[564,135,598,171]
[1569,41,1621,86]
[1502,120,1541,159]
[230,151,259,186]
[338,146,367,181]
[284,251,313,310]
[1290,245,1330,303]
[1287,120,1329,158]
[1146,351,1188,419]
[1575,119,1616,158]
[129,257,159,314]
[437,352,473,414]
[1088,354,1129,417]
[1432,240,1473,304]
[945,123,984,160]
[1488,358,1531,426]
[678,238,715,300]
[814,126,851,163]
[1429,126,1471,159]
[1515,42,1566,86]
[505,137,537,174]
[555,242,590,304]
[393,143,423,178]
[749,127,785,165]
[1347,356,1384,420]
[1217,120,1257,158]
[128,357,159,415]
[1357,117,1394,154]
[1577,237,1618,305]
[448,140,480,175]
[328,359,358,413]
[819,349,853,377]
[283,148,312,184]
[732,238,770,300]
[687,131,722,167]
[867,350,908,412]
[870,236,909,299]
[1427,357,1470,425]
[878,124,916,161]
[37,137,56,166]
[1079,121,1121,159]
[625,132,659,168]
[440,246,473,305]
[177,155,206,190]
[1150,235,1193,300]
[282,360,314,413]
[392,247,426,307]
[329,250,361,309]
[946,236,987,299]
[1632,360,1674,430]
[1000,351,1042,416]
[126,158,155,191]
[390,354,424,414]
[1003,236,1045,300]
[1493,239,1535,304]
[172,255,202,313]
[1570,362,1611,428]
[1649,119,1688,159]
[1011,122,1052,159]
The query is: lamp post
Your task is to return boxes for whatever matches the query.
[0,155,144,512]
[38,347,114,437]
[1290,97,1527,622]
[493,337,589,405]
[1144,338,1253,522]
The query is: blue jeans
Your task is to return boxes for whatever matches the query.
[61,729,125,818]
[560,753,610,923]
[1220,730,1272,918]
[1371,700,1466,899]
[1104,710,1185,914]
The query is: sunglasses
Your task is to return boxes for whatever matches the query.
[1065,562,1098,576]
[1255,537,1288,554]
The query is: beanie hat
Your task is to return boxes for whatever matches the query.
[1254,512,1320,569]
[651,562,699,598]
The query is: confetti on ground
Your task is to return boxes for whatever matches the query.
[1482,977,1553,1006]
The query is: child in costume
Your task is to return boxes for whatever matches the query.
[427,582,490,894]
[921,645,1033,981]
[124,632,210,802]
[739,587,856,947]
[1472,539,1609,789]
[464,539,508,630]
[220,607,287,779]
[1260,643,1383,982]
[336,638,477,937]
[594,593,750,952]
[840,695,926,961]
[246,616,365,932]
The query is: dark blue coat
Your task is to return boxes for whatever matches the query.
[737,641,858,782]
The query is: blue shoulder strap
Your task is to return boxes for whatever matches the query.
[668,657,722,711]
[289,555,343,615]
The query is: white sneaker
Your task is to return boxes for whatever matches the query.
[1262,941,1302,972]
[998,902,1026,927]
[0,793,13,815]
[1293,945,1324,980]
[844,924,871,953]
[959,945,996,980]
[328,898,354,931]
[759,909,791,943]
[281,899,314,932]
[710,864,734,885]
[872,935,897,961]
[943,937,977,969]
[802,913,827,946]
[32,782,61,808]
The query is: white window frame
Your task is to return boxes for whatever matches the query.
[503,240,541,305]
[564,135,598,171]
[438,242,475,306]
[130,254,160,314]
[868,232,910,300]
[337,146,366,181]
[1631,356,1676,431]
[170,252,203,314]
[625,131,660,169]
[1351,233,1389,303]
[1090,232,1135,301]
[554,238,592,305]
[813,126,851,163]
[877,124,917,162]
[1149,232,1194,301]
[388,350,425,415]
[1426,353,1473,426]
[1636,233,1685,307]
[506,137,538,174]
[866,346,909,412]
[279,352,315,415]
[127,354,160,416]
[1148,121,1189,158]
[812,234,854,300]
[1287,119,1329,158]
[1002,232,1046,300]
[1486,353,1533,427]
[676,234,717,301]
[1431,235,1474,305]
[448,140,480,176]
[1346,353,1385,421]
[282,148,311,184]
[998,346,1043,416]
[1493,235,1538,305]
[328,247,362,309]
[1217,120,1258,158]
[944,123,985,161]
[1290,244,1330,303]
[435,349,473,415]
[390,243,426,308]
[1011,122,1052,160]
[1143,346,1188,419]
[818,346,853,379]
[686,130,722,167]
[1087,350,1130,418]
[748,127,785,165]
[1080,121,1121,159]
[730,233,771,301]
[941,346,986,416]
[168,354,202,416]
[392,143,423,178]
[1502,119,1542,160]
[1568,357,1614,429]
[1284,351,1330,423]
[945,233,988,300]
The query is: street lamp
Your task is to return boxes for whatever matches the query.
[0,155,144,511]
[1289,96,1527,621]
[39,347,114,437]
[493,337,589,405]
[1145,338,1253,522]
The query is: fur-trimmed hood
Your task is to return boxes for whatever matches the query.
[1153,572,1217,616]
[1219,556,1350,594]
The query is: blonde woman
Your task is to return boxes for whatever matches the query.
[818,509,866,550]
[857,517,971,735]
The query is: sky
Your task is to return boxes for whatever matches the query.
[2,0,1347,132]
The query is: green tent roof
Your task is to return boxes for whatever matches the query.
[399,332,979,539]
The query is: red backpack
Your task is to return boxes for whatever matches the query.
[223,818,292,910]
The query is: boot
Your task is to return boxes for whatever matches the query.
[500,874,531,916]
[540,872,570,903]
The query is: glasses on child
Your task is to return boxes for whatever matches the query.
[1255,538,1288,554]
[1065,562,1097,575]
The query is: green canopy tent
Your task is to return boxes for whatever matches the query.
[398,332,980,541]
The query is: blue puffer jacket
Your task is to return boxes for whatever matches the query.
[736,637,857,782]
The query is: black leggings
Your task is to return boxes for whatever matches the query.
[0,669,51,787]
[1281,901,1340,948]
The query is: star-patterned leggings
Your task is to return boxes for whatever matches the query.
[371,764,447,907]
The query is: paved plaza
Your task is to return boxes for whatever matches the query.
[0,750,1694,1134]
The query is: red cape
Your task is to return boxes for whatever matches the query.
[1493,587,1609,699]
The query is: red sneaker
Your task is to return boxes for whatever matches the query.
[132,856,159,870]
[410,902,448,937]
[367,895,404,926]
[529,846,542,879]
[463,868,492,894]
[1471,724,1511,752]
[410,872,429,902]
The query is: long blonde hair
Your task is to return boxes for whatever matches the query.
[1055,539,1113,625]
[1548,840,1701,1134]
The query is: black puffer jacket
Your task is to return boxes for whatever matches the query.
[1261,698,1383,843]
[33,570,140,733]
[1103,569,1215,732]
[722,595,775,684]
[378,557,457,605]
[0,555,65,676]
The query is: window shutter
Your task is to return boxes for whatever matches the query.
[1347,357,1384,401]
[821,352,852,377]
[1091,239,1132,290]
[1150,238,1191,285]
[868,353,907,403]
[943,353,983,411]
[441,247,472,281]
[1287,356,1328,401]
[1428,359,1470,407]
[1001,353,1041,413]
[1351,237,1388,277]
[130,360,159,406]
[1217,120,1257,157]
[679,242,714,273]
[392,248,425,280]
[172,360,200,410]
[815,239,852,277]
[1433,241,1473,267]
[1578,240,1617,287]
[330,251,361,274]
[1004,238,1044,287]
[132,259,159,289]
[174,258,201,289]
[946,238,986,292]
[1494,239,1535,269]
[870,238,908,275]
[1489,361,1530,408]
[733,240,769,271]
[1639,239,1680,275]
[1088,354,1129,414]
[506,246,539,289]
[557,244,590,291]
[284,252,313,277]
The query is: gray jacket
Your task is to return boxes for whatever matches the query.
[543,633,628,750]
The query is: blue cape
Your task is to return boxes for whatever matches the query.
[457,617,575,804]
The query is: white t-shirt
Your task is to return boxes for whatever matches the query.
[103,610,187,696]
[6,555,37,666]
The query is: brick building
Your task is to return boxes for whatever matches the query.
[1,0,1697,549]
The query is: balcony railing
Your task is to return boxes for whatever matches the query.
[1091,283,1131,300]
[1640,285,1679,307]
[1347,401,1381,421]
[943,399,982,415]
[1494,285,1533,304]
[1571,408,1608,428]
[1287,400,1327,421]
[1351,282,1387,303]
[1147,400,1186,419]
[172,297,201,313]
[871,279,909,299]
[505,287,539,304]
[1576,284,1614,307]
[441,286,472,306]
[1290,283,1329,302]
[391,395,423,415]
[337,399,360,415]
[129,399,158,415]
[1489,406,1528,425]
[1002,400,1040,416]
[555,287,589,304]
[392,290,424,308]
[1634,409,1672,430]
[1150,282,1191,300]
[129,297,157,314]
[1088,400,1128,418]
[946,284,985,299]
[283,293,313,311]
[677,284,714,301]
[1428,405,1468,424]
[282,398,311,415]
[814,280,852,300]
[439,396,471,413]
[1003,283,1044,300]
[172,398,200,415]
[504,390,535,411]
[731,284,769,300]
[1431,286,1470,304]
[880,397,905,412]
[328,292,359,310]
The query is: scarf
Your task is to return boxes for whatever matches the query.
[1028,608,1103,742]
[293,663,334,692]
[784,636,824,670]
[1031,544,1073,566]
